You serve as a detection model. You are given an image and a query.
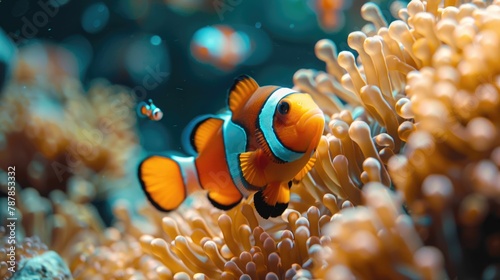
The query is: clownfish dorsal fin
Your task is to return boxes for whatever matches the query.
[239,150,267,187]
[228,74,259,116]
[183,115,223,154]
[293,156,316,182]
[193,118,223,153]
[255,129,285,164]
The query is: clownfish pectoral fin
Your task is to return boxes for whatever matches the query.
[228,75,259,117]
[293,156,316,182]
[138,155,192,212]
[239,150,267,187]
[207,191,243,211]
[254,182,290,219]
[181,115,223,155]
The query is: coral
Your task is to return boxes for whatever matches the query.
[11,251,73,280]
[0,226,49,279]
[12,42,79,89]
[0,173,106,259]
[0,76,138,196]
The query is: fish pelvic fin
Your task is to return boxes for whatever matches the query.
[138,155,198,212]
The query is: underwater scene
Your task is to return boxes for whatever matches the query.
[1,0,500,279]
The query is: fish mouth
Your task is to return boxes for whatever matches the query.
[298,108,325,132]
[298,109,325,151]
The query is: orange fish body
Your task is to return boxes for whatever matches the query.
[138,75,324,218]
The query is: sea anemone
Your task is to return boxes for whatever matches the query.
[313,183,447,279]
[0,171,105,259]
[137,192,352,279]
[385,0,500,276]
[296,0,500,277]
[292,5,414,203]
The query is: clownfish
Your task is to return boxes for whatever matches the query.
[314,0,346,32]
[137,99,163,121]
[138,75,325,219]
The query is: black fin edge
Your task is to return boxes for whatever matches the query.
[253,190,289,219]
[137,156,174,213]
[181,114,218,156]
[207,193,242,211]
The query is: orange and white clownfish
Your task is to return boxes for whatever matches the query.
[137,99,163,121]
[137,75,325,219]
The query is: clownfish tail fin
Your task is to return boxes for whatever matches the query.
[138,155,199,212]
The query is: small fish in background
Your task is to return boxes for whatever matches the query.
[138,75,325,219]
[190,25,252,71]
[137,99,163,121]
[313,0,347,32]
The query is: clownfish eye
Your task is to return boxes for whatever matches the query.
[277,101,290,115]
[152,108,163,121]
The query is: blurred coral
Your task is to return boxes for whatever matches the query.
[13,43,79,87]
[0,173,104,257]
[0,43,138,195]
[0,226,50,279]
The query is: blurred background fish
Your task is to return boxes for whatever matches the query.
[190,25,253,71]
[312,0,350,32]
[137,99,163,121]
